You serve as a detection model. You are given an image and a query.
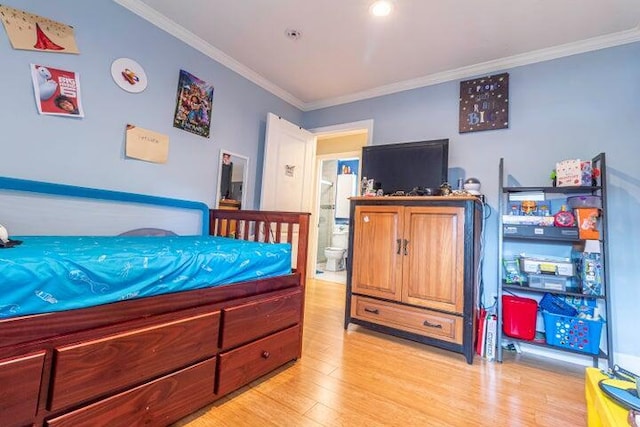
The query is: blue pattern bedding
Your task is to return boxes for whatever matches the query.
[0,235,292,318]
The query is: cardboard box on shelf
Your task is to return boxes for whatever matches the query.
[556,159,581,187]
[555,159,594,187]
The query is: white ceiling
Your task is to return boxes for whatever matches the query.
[117,0,640,111]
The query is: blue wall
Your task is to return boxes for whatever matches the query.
[304,42,640,363]
[0,0,302,208]
[1,1,637,363]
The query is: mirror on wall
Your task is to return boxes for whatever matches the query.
[216,150,249,210]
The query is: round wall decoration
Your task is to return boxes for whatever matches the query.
[111,58,148,93]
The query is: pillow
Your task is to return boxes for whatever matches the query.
[118,228,178,237]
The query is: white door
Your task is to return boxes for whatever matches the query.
[260,113,316,273]
[260,113,316,212]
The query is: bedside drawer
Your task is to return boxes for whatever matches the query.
[220,289,301,349]
[217,325,300,396]
[0,351,45,427]
[46,358,216,427]
[49,311,220,411]
[352,295,463,344]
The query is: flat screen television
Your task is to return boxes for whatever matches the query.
[361,139,449,195]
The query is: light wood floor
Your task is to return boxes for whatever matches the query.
[174,279,586,426]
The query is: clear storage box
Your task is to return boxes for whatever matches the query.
[528,273,578,292]
[519,255,576,276]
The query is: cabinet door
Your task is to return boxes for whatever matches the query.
[401,206,465,313]
[351,205,403,300]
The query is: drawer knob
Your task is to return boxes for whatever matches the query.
[364,307,379,315]
[423,320,442,329]
[262,351,271,359]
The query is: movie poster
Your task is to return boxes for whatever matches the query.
[31,64,84,117]
[172,70,214,138]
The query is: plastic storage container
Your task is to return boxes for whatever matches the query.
[528,274,578,292]
[502,295,538,340]
[543,312,604,355]
[567,195,602,209]
[519,255,576,276]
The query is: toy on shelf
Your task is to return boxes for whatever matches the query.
[554,205,576,227]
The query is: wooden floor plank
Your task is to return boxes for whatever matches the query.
[174,279,586,426]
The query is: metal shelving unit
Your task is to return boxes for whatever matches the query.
[496,153,613,367]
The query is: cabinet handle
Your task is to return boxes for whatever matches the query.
[423,320,442,329]
[262,351,271,359]
[396,239,402,255]
[403,239,409,255]
[364,307,379,315]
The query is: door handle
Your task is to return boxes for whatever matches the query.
[396,239,402,255]
[403,239,409,255]
[423,320,442,329]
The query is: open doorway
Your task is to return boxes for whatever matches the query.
[308,120,372,284]
[314,152,360,284]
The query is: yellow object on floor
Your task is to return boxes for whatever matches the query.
[585,367,633,426]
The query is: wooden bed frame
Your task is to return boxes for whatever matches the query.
[0,209,310,427]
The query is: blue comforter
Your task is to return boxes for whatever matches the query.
[0,235,291,318]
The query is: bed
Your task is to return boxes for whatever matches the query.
[0,177,310,427]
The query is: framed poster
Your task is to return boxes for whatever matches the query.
[459,73,509,133]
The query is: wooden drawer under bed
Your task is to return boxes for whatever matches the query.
[0,351,46,427]
[217,324,301,396]
[220,288,302,350]
[49,311,220,411]
[45,357,217,427]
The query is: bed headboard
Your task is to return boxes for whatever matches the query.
[0,176,210,236]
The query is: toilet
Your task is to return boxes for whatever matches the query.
[324,224,348,271]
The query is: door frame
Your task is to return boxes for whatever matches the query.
[307,119,374,279]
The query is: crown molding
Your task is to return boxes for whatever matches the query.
[305,26,640,111]
[114,0,640,112]
[113,0,305,110]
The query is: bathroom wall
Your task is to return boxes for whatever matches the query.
[317,159,338,263]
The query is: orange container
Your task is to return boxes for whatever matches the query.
[502,295,538,340]
[575,208,600,239]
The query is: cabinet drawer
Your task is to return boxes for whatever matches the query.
[46,357,217,427]
[0,351,45,427]
[49,311,220,411]
[352,295,463,345]
[217,325,300,396]
[220,289,301,349]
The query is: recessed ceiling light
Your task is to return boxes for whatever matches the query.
[369,1,393,17]
[285,28,302,41]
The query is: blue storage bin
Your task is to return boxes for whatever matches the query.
[543,312,604,355]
